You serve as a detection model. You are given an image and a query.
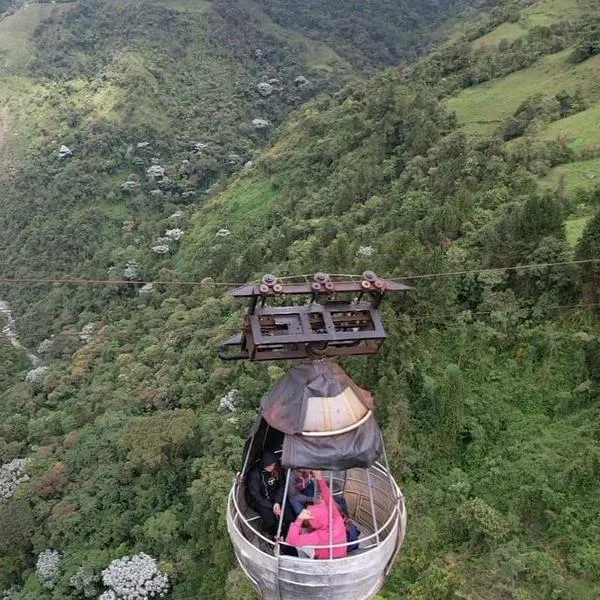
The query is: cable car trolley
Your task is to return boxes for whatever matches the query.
[219,271,411,361]
[222,272,410,600]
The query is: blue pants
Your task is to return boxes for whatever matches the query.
[289,481,316,515]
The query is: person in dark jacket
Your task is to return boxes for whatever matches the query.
[246,450,293,538]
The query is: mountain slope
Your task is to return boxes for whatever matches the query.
[444,0,600,241]
[2,1,600,600]
[250,0,493,73]
[0,0,494,341]
[170,1,600,597]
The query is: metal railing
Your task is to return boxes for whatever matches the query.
[228,463,405,556]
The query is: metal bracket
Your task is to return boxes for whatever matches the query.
[219,272,411,361]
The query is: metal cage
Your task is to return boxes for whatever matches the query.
[227,462,407,600]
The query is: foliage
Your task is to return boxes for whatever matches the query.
[252,0,496,73]
[1,0,600,599]
[69,567,99,599]
[569,20,600,63]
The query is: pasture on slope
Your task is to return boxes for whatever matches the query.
[447,51,600,136]
[471,0,587,49]
[446,0,600,247]
[0,1,66,74]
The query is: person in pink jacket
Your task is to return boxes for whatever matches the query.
[285,470,348,559]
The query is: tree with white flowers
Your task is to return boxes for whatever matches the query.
[25,366,48,389]
[37,338,54,354]
[164,228,184,241]
[0,587,17,600]
[0,458,29,504]
[219,389,238,412]
[36,549,62,589]
[123,260,140,280]
[79,322,95,343]
[167,210,184,221]
[357,245,376,257]
[146,165,165,179]
[100,553,169,599]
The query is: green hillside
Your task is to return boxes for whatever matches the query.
[444,0,600,249]
[0,0,494,338]
[447,50,600,135]
[2,1,600,599]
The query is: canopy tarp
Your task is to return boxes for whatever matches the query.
[260,361,374,435]
[249,361,383,470]
[281,414,383,470]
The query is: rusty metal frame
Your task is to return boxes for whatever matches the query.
[219,272,411,361]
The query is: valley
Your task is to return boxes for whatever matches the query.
[0,0,600,599]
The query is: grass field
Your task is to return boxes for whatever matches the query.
[540,103,600,152]
[566,213,592,248]
[470,0,583,51]
[454,0,600,245]
[0,2,68,74]
[455,0,600,136]
[472,22,527,50]
[521,0,583,27]
[152,0,212,12]
[447,51,600,135]
[541,157,600,194]
[213,177,281,227]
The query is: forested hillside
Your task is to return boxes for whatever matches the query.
[2,0,600,599]
[0,0,491,340]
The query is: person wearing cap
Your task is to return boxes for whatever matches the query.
[247,450,292,538]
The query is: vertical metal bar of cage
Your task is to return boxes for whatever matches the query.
[366,468,380,545]
[240,432,255,480]
[275,468,292,541]
[380,432,400,545]
[235,432,255,529]
[262,424,270,448]
[328,471,334,559]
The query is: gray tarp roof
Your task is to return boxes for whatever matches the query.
[260,361,375,435]
[281,414,383,470]
[256,361,383,470]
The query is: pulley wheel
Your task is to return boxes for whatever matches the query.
[362,270,377,282]
[313,272,330,283]
[262,273,278,286]
[306,341,328,357]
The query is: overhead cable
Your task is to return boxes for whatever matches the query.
[0,258,597,287]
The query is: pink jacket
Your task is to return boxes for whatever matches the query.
[286,478,348,559]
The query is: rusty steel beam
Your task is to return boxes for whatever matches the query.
[218,272,412,361]
[229,280,411,298]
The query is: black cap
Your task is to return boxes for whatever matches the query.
[261,450,278,469]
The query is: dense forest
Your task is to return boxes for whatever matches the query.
[251,0,496,72]
[1,0,600,598]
